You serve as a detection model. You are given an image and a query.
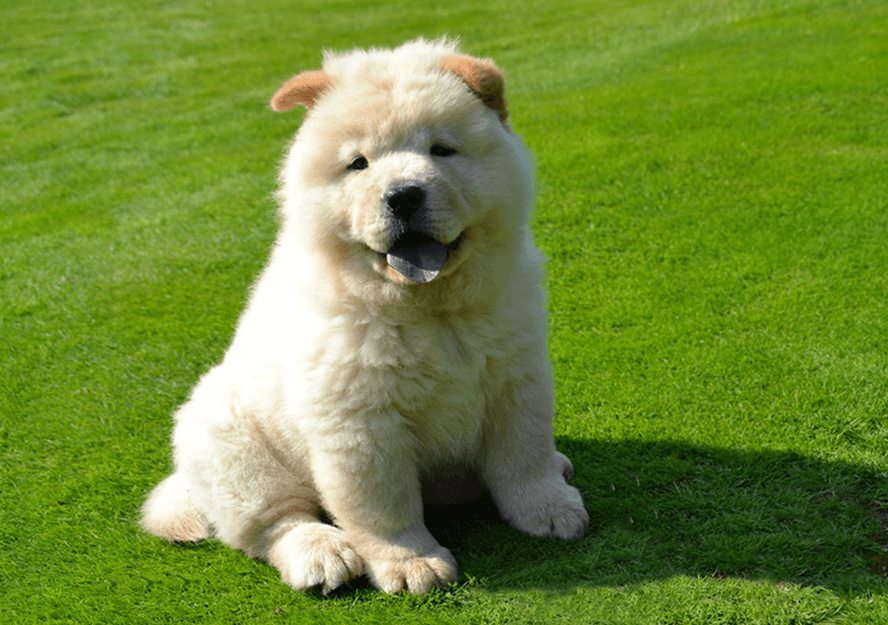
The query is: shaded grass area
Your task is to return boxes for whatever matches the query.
[2,0,887,623]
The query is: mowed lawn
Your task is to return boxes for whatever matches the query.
[2,0,887,623]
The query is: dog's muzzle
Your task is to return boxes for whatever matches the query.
[382,185,462,284]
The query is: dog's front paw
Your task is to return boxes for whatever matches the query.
[365,546,458,594]
[493,476,589,541]
[268,523,364,594]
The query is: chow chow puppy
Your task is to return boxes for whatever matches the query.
[141,38,588,594]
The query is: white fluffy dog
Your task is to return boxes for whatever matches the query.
[142,38,588,594]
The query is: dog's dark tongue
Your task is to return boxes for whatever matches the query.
[386,233,448,284]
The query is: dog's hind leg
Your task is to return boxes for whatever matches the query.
[143,366,363,593]
[141,471,210,543]
[262,513,364,594]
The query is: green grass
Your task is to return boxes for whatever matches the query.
[2,0,887,622]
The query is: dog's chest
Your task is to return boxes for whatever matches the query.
[313,315,493,452]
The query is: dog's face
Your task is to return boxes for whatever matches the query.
[312,79,509,285]
[273,43,533,295]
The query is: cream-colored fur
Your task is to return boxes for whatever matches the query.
[142,38,588,595]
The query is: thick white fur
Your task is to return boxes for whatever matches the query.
[142,39,588,594]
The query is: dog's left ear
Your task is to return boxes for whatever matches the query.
[440,55,508,122]
[270,70,332,112]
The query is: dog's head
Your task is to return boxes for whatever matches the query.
[271,40,534,305]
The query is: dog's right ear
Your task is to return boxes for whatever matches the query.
[270,70,332,112]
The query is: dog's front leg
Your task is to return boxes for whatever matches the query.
[307,410,458,594]
[482,369,590,541]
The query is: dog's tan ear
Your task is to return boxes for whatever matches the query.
[270,70,332,112]
[440,55,508,122]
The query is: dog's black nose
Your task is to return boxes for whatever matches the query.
[385,185,425,219]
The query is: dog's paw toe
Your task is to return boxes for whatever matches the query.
[269,524,364,594]
[551,450,575,481]
[548,489,590,540]
[367,546,458,594]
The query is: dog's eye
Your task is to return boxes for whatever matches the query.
[430,144,457,157]
[348,156,369,171]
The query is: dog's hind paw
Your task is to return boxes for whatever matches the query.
[268,523,364,594]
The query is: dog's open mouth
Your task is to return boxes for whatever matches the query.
[385,232,464,284]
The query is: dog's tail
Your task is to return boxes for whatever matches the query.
[141,472,210,543]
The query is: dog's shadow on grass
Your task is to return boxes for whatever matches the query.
[422,438,888,593]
